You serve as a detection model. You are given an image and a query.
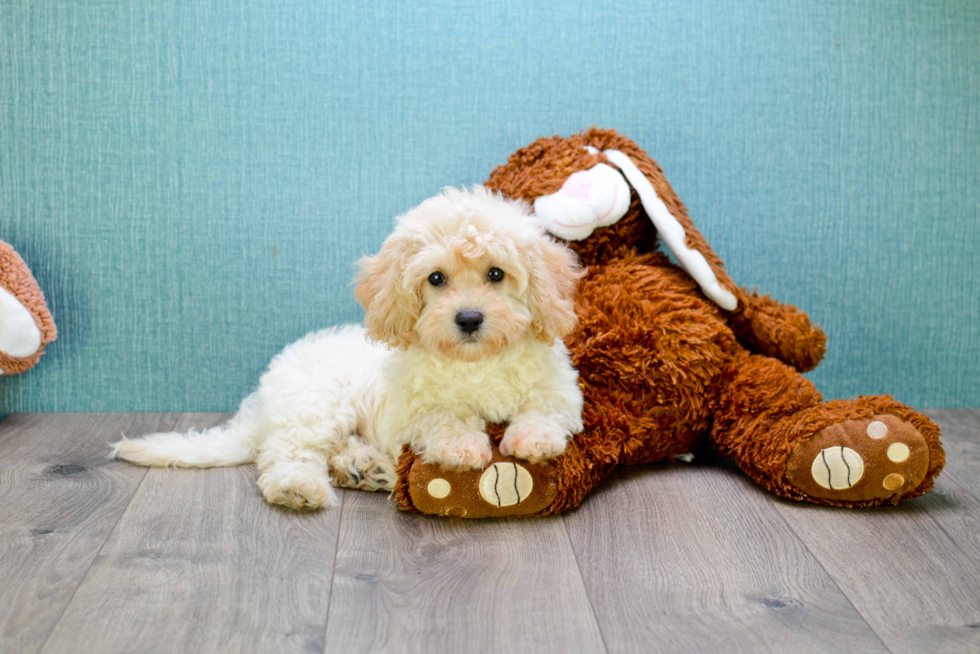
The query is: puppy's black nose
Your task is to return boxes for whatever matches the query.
[455,310,484,334]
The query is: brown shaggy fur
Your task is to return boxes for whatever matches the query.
[394,128,943,517]
[0,240,56,376]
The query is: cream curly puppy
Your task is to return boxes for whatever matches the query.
[112,187,585,510]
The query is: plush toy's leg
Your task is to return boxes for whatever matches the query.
[710,351,944,507]
[393,422,621,518]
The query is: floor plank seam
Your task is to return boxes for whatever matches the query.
[33,414,179,654]
[36,467,152,653]
[561,514,611,654]
[923,474,977,557]
[941,472,980,506]
[763,496,896,654]
[320,488,347,654]
[4,412,976,653]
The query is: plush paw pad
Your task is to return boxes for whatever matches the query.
[786,415,930,502]
[810,446,865,490]
[478,462,534,507]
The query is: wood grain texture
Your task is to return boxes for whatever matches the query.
[562,462,888,654]
[3,411,979,653]
[40,414,344,654]
[0,413,179,654]
[772,410,980,654]
[324,488,606,654]
[925,409,980,497]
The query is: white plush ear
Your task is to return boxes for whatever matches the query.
[532,163,631,241]
[0,286,42,358]
[602,149,738,311]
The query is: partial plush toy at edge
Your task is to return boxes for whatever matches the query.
[0,240,56,376]
[395,128,943,517]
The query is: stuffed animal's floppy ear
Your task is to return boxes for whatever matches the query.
[598,146,741,311]
[353,233,421,349]
[522,129,743,312]
[0,240,57,376]
[523,235,585,343]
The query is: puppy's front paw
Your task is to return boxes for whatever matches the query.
[257,461,337,511]
[501,418,568,464]
[424,433,493,471]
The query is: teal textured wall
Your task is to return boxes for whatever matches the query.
[1,0,978,411]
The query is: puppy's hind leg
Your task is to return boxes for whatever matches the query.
[329,436,398,492]
[256,428,336,511]
[256,406,359,511]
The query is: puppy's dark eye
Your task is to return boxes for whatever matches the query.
[427,272,446,287]
[487,267,504,283]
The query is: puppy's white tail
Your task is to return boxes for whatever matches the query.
[111,393,262,468]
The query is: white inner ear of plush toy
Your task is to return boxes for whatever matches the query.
[602,149,738,311]
[532,163,631,241]
[0,286,42,357]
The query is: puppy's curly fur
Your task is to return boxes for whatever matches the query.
[111,187,585,510]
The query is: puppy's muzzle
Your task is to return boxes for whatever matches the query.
[455,310,484,335]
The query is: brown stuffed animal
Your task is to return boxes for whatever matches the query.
[0,239,57,376]
[394,128,943,518]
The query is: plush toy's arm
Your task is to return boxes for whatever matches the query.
[726,290,826,372]
[0,240,57,376]
[606,150,826,371]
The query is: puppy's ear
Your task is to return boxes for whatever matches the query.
[524,236,584,343]
[354,233,420,349]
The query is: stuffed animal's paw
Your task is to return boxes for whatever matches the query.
[785,414,931,502]
[403,437,560,519]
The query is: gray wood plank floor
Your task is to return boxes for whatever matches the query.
[0,410,977,654]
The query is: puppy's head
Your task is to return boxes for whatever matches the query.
[355,186,583,361]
